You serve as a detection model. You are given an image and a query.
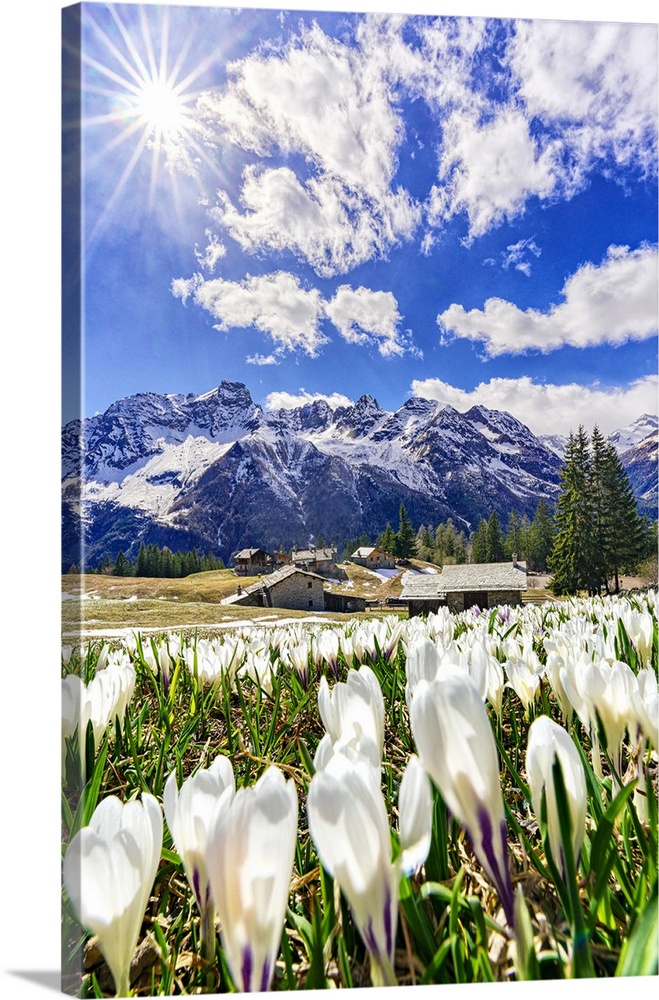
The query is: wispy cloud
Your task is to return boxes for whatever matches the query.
[194,230,226,273]
[411,373,659,437]
[437,244,658,355]
[246,353,279,366]
[501,237,541,276]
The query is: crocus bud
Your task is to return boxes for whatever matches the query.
[410,673,514,926]
[318,665,385,765]
[163,756,235,959]
[63,793,163,998]
[526,715,587,881]
[206,766,298,992]
[398,754,433,876]
[307,751,399,983]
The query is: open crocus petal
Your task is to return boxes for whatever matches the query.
[526,715,587,880]
[206,766,297,993]
[398,754,433,876]
[63,793,163,997]
[164,755,235,914]
[307,752,398,970]
[410,674,514,926]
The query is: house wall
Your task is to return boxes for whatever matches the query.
[270,574,325,611]
[446,589,522,613]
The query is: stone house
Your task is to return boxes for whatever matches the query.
[291,546,338,575]
[233,548,271,575]
[222,564,325,611]
[401,560,528,616]
[350,546,395,569]
[323,591,366,613]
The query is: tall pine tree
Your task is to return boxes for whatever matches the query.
[550,425,646,595]
[549,426,597,594]
[395,504,417,558]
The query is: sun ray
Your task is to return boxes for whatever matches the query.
[79,3,240,248]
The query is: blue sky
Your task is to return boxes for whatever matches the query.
[70,0,658,436]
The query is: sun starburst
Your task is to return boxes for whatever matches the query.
[78,4,222,244]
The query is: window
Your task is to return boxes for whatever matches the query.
[308,581,312,588]
[308,599,313,607]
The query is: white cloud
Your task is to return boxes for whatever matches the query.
[198,21,402,194]
[246,353,279,366]
[211,165,418,278]
[171,271,328,356]
[173,269,415,360]
[194,230,226,273]
[437,244,658,355]
[326,284,412,357]
[265,389,354,411]
[195,20,422,275]
[415,17,658,240]
[509,20,658,180]
[411,374,659,437]
[428,109,562,238]
[501,238,541,276]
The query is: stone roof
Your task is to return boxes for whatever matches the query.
[401,561,527,598]
[352,546,379,558]
[292,547,336,562]
[221,564,326,604]
[234,547,267,560]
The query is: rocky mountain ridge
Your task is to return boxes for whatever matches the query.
[61,381,657,569]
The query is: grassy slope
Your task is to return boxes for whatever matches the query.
[61,567,405,639]
[61,559,563,639]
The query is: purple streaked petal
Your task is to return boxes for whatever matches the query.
[260,956,272,992]
[241,946,253,992]
[383,885,393,961]
[476,806,514,926]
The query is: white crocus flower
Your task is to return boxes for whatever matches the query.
[398,754,433,876]
[238,649,277,696]
[410,673,515,926]
[318,665,385,765]
[581,659,638,785]
[164,756,235,960]
[526,716,587,881]
[307,749,431,985]
[206,766,298,993]
[504,657,542,719]
[63,793,163,998]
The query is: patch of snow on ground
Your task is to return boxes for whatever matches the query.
[421,567,439,573]
[373,568,400,579]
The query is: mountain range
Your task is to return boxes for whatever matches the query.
[61,381,658,570]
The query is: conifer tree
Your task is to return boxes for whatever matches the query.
[471,519,488,562]
[526,499,555,572]
[113,550,131,577]
[505,510,523,561]
[395,504,417,558]
[485,510,505,561]
[376,522,397,556]
[549,427,596,594]
[596,433,649,592]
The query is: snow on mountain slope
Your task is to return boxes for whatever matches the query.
[61,380,654,569]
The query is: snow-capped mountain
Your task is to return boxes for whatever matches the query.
[61,381,655,569]
[609,414,659,454]
[540,414,659,461]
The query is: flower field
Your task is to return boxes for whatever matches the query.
[61,590,658,996]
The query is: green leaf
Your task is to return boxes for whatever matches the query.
[615,880,659,977]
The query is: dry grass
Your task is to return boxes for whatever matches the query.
[61,569,402,640]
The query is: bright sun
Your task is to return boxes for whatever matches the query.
[133,77,189,143]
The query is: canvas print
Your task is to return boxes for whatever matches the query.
[61,1,659,996]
